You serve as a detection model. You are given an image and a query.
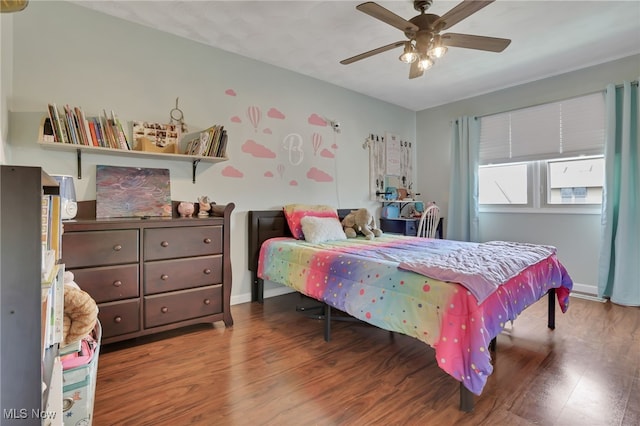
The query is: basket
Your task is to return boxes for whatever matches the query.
[134,137,180,154]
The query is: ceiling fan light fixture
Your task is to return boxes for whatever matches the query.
[399,42,418,64]
[429,35,448,59]
[418,55,434,71]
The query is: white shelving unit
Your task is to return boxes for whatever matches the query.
[38,141,228,183]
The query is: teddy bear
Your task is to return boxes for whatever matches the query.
[341,208,383,240]
[63,271,99,346]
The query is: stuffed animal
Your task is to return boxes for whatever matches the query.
[62,271,99,346]
[341,208,383,240]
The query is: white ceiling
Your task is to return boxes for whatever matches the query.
[70,0,640,111]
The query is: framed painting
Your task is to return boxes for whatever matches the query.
[96,165,172,218]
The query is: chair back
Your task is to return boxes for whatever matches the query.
[417,204,440,239]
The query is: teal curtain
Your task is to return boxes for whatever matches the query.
[598,80,639,306]
[446,116,480,242]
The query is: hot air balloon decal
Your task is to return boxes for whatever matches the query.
[277,164,285,179]
[311,133,323,156]
[247,106,261,132]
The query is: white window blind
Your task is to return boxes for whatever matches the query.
[479,92,605,164]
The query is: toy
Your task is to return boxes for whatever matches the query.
[197,195,211,218]
[341,208,383,240]
[178,201,194,217]
[62,271,99,346]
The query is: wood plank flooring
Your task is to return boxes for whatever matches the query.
[93,293,639,425]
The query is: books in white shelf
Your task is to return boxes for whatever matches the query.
[41,249,56,284]
[41,194,62,274]
[181,124,227,157]
[42,264,64,351]
[44,103,131,150]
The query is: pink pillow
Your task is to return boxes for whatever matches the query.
[283,204,339,240]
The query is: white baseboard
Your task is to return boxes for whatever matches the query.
[230,286,295,306]
[571,282,597,295]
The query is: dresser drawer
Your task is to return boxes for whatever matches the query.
[144,226,222,260]
[144,255,222,295]
[144,285,222,328]
[63,230,139,268]
[98,299,141,339]
[70,265,139,304]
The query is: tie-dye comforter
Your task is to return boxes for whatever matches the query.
[258,235,573,395]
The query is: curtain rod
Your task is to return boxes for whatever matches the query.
[477,80,638,120]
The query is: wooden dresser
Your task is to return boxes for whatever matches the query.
[62,201,234,344]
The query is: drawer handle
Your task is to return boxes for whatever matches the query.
[203,238,211,244]
[203,268,211,275]
[204,299,211,305]
[161,274,169,281]
[113,244,122,252]
[113,280,122,287]
[161,306,169,313]
[114,316,122,323]
[161,241,169,248]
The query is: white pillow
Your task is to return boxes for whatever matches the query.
[300,216,347,244]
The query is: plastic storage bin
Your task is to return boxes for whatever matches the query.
[61,321,101,426]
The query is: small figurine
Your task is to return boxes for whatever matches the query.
[178,201,194,218]
[197,195,211,218]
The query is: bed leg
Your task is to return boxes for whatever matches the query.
[460,383,474,412]
[251,272,264,304]
[548,288,556,330]
[324,304,331,342]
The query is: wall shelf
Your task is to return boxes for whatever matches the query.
[38,141,228,183]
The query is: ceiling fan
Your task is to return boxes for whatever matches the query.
[340,0,511,79]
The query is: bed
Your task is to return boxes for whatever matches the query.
[247,208,573,411]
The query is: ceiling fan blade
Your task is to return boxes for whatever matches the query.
[441,33,511,52]
[340,40,406,65]
[409,61,423,79]
[356,2,419,34]
[434,0,495,31]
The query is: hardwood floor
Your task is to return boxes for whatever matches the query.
[93,293,639,426]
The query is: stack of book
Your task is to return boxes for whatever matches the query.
[182,124,228,158]
[46,103,131,150]
[41,192,65,351]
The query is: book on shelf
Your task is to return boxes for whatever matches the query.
[49,195,62,260]
[41,249,56,284]
[52,264,65,345]
[181,124,226,157]
[41,194,51,267]
[47,103,68,144]
[42,264,64,349]
[111,110,131,150]
[44,103,131,150]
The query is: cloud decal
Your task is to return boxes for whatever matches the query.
[263,128,272,134]
[320,148,334,158]
[231,116,241,123]
[221,166,243,178]
[289,180,298,186]
[264,171,274,177]
[267,108,285,119]
[225,89,237,96]
[241,139,276,158]
[308,114,327,126]
[307,167,333,182]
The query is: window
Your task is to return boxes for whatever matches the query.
[545,156,604,205]
[479,163,529,205]
[478,92,605,209]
